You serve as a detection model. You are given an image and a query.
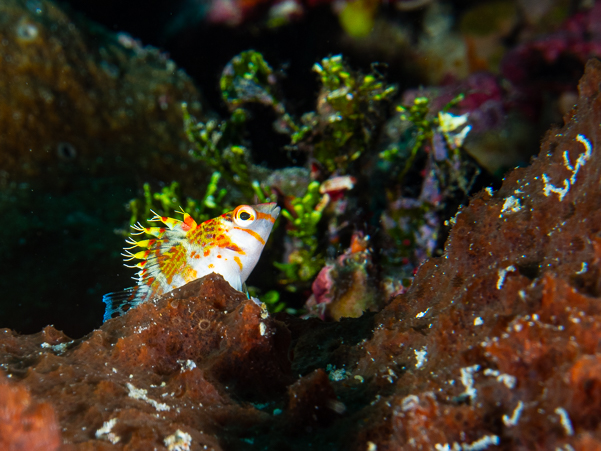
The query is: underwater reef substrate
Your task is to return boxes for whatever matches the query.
[3,59,601,450]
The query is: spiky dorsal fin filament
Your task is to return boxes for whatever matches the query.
[175,206,198,231]
[149,209,181,230]
[146,227,167,238]
[124,260,147,269]
[121,249,151,261]
[131,222,168,238]
[124,237,138,248]
[130,222,146,235]
[124,238,159,250]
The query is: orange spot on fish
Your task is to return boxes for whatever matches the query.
[217,255,222,258]
[183,214,196,229]
[226,244,245,254]
[208,264,214,269]
[256,211,276,223]
[234,256,243,270]
[234,227,265,245]
[204,249,210,257]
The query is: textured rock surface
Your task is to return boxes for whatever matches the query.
[0,0,204,185]
[3,57,601,450]
[349,58,601,450]
[0,373,60,451]
[1,274,292,450]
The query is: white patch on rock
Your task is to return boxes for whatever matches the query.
[127,383,171,411]
[414,347,427,369]
[95,418,120,444]
[164,430,192,451]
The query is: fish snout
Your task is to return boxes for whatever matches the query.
[268,202,281,219]
[255,202,280,218]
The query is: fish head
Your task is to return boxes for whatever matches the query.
[223,202,280,284]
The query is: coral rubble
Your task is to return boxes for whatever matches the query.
[3,56,601,449]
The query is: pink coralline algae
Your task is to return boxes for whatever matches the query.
[402,72,505,134]
[3,57,601,450]
[501,1,601,120]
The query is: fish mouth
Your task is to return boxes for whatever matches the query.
[267,202,281,219]
[256,202,281,220]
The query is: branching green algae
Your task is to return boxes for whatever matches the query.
[275,180,327,288]
[378,94,481,279]
[128,173,229,229]
[182,103,253,196]
[292,55,397,173]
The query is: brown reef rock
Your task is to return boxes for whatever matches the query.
[1,274,292,450]
[0,0,205,187]
[351,58,601,450]
[0,373,60,451]
[3,59,601,450]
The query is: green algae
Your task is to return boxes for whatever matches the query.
[127,173,229,229]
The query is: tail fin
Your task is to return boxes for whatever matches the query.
[102,287,145,322]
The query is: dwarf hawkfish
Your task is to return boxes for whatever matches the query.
[103,203,280,321]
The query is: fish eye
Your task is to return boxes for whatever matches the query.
[233,205,256,227]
